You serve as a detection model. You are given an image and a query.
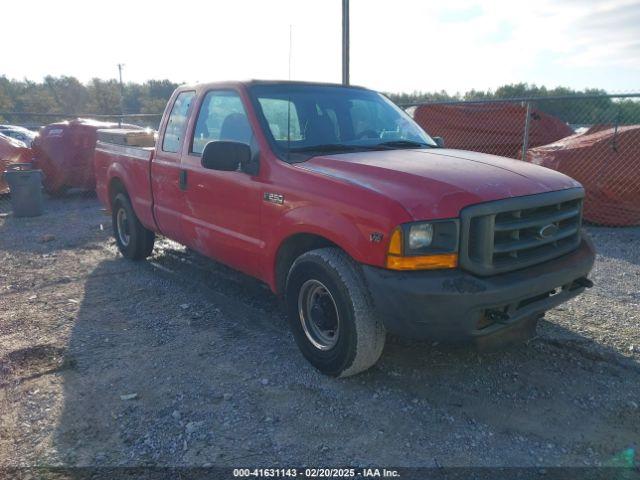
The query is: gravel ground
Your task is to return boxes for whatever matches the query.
[0,194,639,469]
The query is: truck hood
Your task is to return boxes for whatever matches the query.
[296,148,582,219]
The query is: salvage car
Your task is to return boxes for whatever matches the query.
[0,125,37,147]
[93,81,595,377]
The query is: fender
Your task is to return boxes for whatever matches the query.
[263,204,394,291]
[106,161,158,232]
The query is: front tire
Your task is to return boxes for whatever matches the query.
[285,247,386,377]
[112,193,155,260]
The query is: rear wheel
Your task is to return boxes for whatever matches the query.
[112,193,155,260]
[285,247,386,377]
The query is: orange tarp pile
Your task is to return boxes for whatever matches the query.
[32,119,142,195]
[0,133,33,194]
[412,103,574,159]
[527,126,640,226]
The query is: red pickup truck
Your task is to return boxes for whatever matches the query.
[94,81,595,377]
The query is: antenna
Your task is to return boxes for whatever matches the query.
[288,25,293,80]
[287,25,292,162]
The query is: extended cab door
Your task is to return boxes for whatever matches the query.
[179,89,263,278]
[151,90,196,245]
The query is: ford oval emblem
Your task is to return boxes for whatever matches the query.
[538,224,559,239]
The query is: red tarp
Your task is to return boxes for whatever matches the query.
[0,133,33,194]
[526,126,640,226]
[412,103,574,159]
[32,119,141,195]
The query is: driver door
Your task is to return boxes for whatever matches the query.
[179,89,263,278]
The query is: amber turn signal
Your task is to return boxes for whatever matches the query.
[386,253,458,271]
[387,227,403,255]
[385,225,458,270]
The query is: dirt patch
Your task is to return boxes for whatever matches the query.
[0,195,639,469]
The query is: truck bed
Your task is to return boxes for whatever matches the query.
[94,140,157,232]
[97,128,156,148]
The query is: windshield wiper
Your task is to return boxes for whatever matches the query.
[288,141,435,155]
[289,144,377,153]
[374,140,435,149]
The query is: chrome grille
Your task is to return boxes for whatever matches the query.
[460,188,584,276]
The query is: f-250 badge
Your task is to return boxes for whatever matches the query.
[263,192,284,205]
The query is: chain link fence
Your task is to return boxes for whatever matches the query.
[406,93,640,226]
[1,94,640,226]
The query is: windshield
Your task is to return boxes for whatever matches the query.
[249,84,437,161]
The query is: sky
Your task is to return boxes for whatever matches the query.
[3,0,639,93]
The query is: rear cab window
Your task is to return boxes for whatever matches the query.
[162,91,196,153]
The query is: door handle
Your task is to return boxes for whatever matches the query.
[179,170,187,190]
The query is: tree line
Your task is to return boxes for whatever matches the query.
[0,76,178,127]
[1,75,638,128]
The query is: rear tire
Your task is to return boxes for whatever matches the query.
[112,193,155,260]
[285,247,386,377]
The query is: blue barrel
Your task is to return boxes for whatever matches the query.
[3,163,44,217]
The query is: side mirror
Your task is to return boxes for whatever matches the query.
[201,141,251,172]
[433,136,445,148]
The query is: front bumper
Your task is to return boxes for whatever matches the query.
[362,236,595,348]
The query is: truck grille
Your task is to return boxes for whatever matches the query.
[459,188,584,276]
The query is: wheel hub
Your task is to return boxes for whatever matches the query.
[298,279,340,351]
[116,207,131,247]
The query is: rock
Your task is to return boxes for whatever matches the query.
[223,393,233,401]
[260,378,269,386]
[186,421,203,434]
[172,410,182,420]
[630,345,636,353]
[180,303,190,309]
[119,393,138,401]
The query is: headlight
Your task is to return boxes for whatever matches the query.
[386,219,459,270]
[408,223,434,250]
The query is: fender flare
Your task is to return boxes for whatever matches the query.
[265,205,383,291]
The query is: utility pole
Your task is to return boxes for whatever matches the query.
[117,63,125,126]
[342,0,349,85]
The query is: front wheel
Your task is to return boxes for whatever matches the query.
[285,247,386,377]
[112,193,155,260]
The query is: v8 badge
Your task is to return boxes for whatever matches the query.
[370,232,384,243]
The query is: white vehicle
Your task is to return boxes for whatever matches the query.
[0,131,27,148]
[0,126,37,147]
